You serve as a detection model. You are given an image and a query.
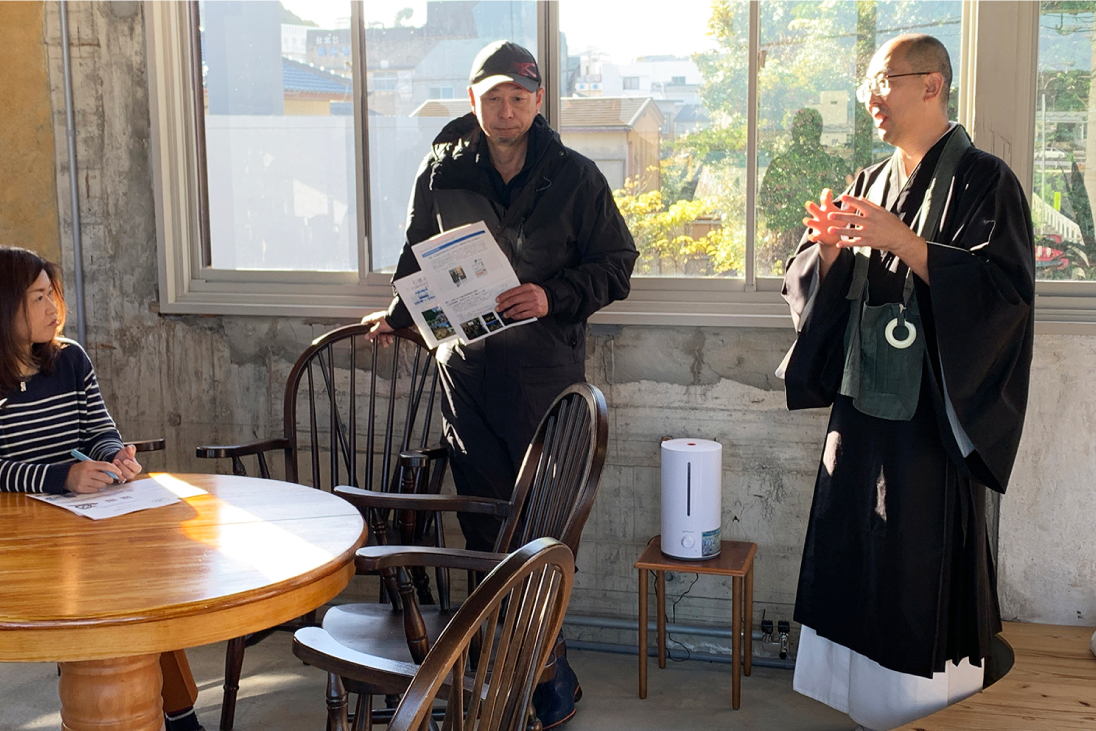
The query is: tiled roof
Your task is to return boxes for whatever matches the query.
[409,99,469,117]
[282,58,353,96]
[675,104,711,124]
[560,97,663,129]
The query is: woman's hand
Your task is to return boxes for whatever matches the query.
[65,460,118,493]
[112,445,142,482]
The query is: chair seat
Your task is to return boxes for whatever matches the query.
[322,602,458,695]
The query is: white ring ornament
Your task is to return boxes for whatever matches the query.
[885,318,917,349]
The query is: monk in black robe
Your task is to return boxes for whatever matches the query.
[779,34,1034,731]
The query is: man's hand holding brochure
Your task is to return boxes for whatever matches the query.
[393,221,535,349]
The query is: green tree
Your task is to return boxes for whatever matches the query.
[614,0,964,277]
[1038,1,1096,278]
[614,181,744,276]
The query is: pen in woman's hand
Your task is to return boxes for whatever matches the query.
[70,449,122,482]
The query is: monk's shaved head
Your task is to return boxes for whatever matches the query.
[887,34,952,108]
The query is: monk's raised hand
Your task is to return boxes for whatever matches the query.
[832,195,930,282]
[803,189,842,247]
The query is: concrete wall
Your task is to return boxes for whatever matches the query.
[999,334,1096,626]
[15,3,1094,659]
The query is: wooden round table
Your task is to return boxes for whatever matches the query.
[0,473,366,731]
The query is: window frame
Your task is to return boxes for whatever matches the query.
[147,1,392,318]
[145,1,1096,331]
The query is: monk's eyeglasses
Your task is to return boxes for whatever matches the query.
[856,72,933,103]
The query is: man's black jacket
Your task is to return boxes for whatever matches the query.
[386,113,637,370]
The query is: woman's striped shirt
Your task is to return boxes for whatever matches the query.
[0,342,124,494]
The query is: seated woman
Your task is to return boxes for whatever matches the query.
[0,247,139,492]
[0,246,204,731]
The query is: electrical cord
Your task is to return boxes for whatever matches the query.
[666,572,699,662]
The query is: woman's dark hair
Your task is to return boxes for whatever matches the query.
[0,246,66,398]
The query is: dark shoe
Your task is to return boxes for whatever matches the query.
[559,653,581,702]
[164,707,204,731]
[532,654,578,730]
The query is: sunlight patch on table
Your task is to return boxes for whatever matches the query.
[181,502,337,581]
[151,473,209,498]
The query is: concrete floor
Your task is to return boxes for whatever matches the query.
[0,634,854,731]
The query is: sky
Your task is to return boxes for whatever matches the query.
[278,0,719,65]
[559,0,718,62]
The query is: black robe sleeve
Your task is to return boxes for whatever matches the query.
[781,243,855,409]
[779,174,876,410]
[924,151,1035,493]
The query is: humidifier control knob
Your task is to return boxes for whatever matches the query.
[681,535,695,549]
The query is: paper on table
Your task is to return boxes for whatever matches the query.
[393,221,534,349]
[29,478,181,520]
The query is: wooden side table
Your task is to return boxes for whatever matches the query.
[635,535,757,710]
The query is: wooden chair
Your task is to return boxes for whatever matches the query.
[294,537,575,731]
[196,323,448,730]
[297,382,607,729]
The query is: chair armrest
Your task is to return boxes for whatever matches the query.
[293,627,420,686]
[398,444,448,467]
[402,444,448,460]
[334,485,510,515]
[129,439,166,453]
[293,627,479,696]
[195,437,290,459]
[355,545,508,574]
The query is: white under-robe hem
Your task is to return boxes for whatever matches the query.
[793,625,984,731]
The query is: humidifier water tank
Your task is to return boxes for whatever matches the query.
[661,438,722,560]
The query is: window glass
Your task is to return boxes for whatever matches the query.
[560,0,744,278]
[755,1,962,277]
[361,1,538,272]
[199,0,358,272]
[1035,3,1095,281]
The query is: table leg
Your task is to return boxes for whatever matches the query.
[655,571,666,669]
[744,561,753,677]
[638,567,648,699]
[731,576,742,711]
[59,654,165,731]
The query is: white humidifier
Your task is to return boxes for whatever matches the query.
[660,438,722,560]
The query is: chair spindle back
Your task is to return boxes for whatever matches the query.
[282,324,441,493]
[388,538,575,731]
[494,383,608,556]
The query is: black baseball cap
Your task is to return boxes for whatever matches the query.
[469,41,541,96]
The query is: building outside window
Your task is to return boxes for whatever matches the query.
[146,1,1092,324]
[371,71,398,91]
[560,0,961,280]
[1033,2,1096,282]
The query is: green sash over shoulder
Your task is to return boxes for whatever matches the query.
[838,126,972,421]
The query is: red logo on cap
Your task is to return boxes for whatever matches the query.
[511,61,538,79]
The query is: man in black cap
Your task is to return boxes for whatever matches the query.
[363,43,635,725]
[362,39,635,558]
